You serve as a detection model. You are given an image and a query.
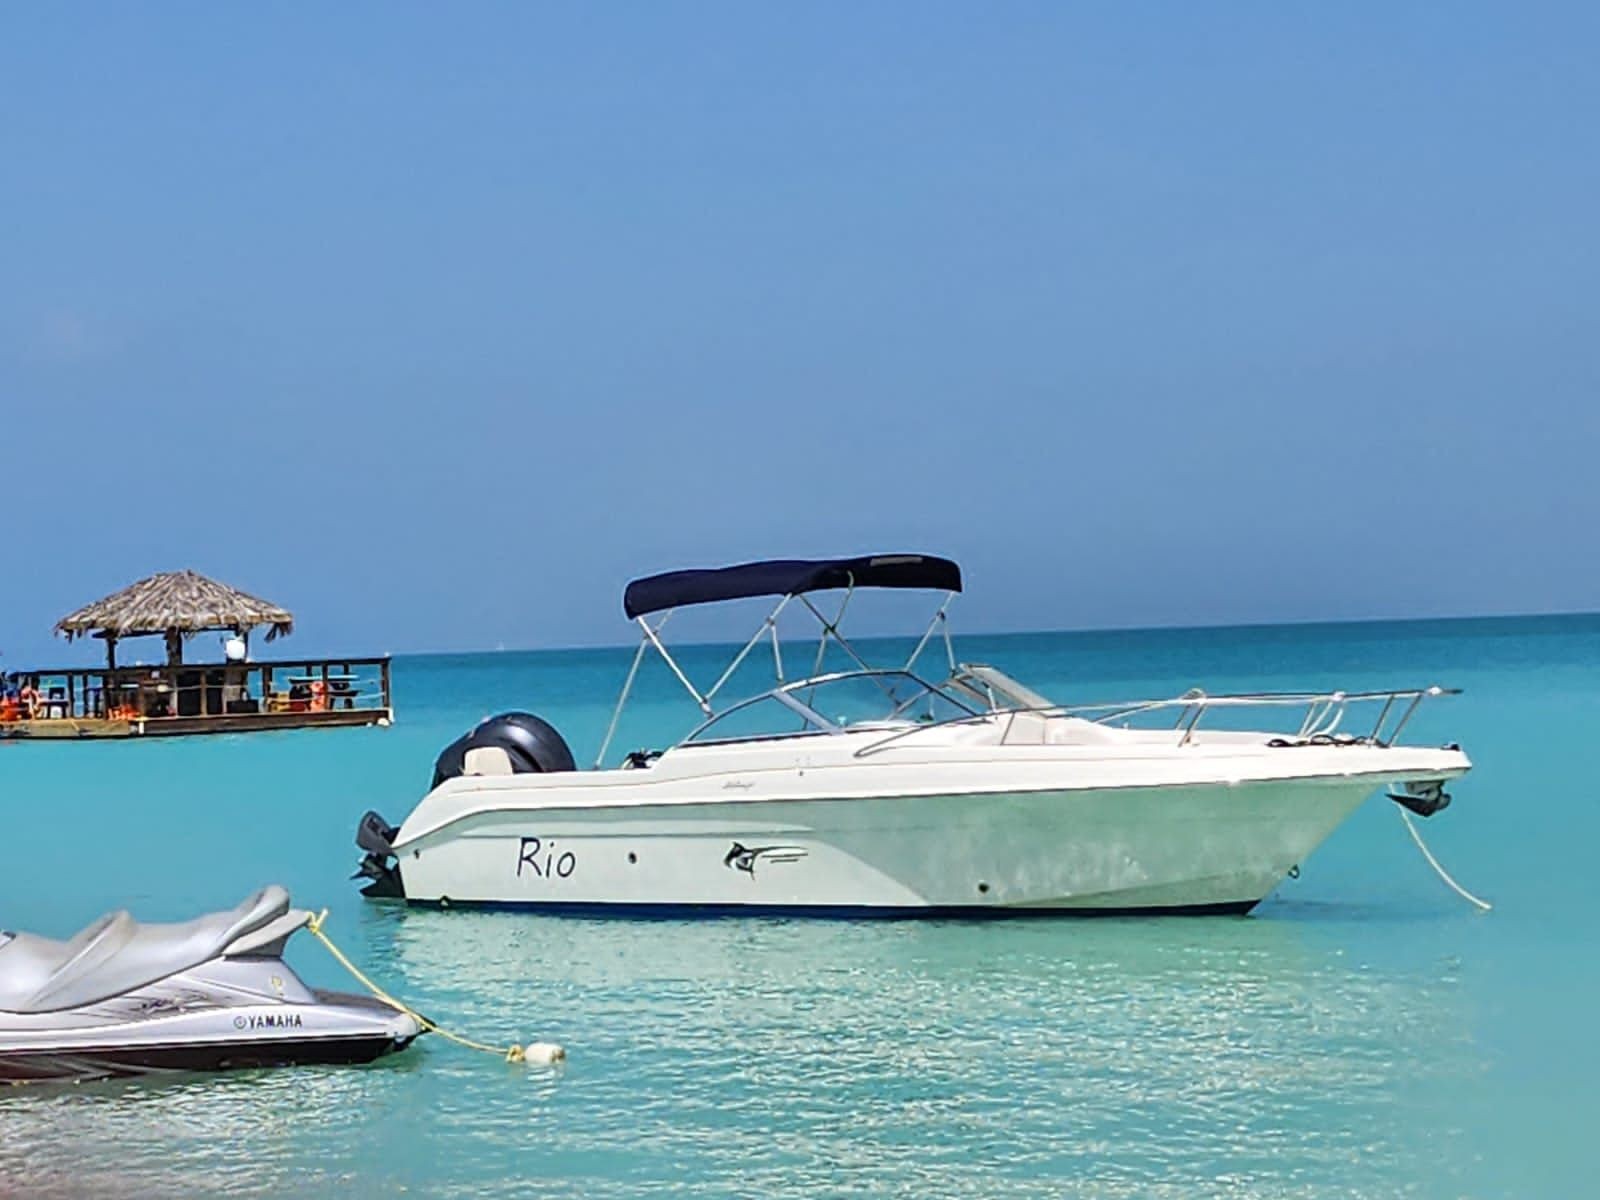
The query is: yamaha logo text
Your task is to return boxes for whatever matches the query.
[233,1013,305,1030]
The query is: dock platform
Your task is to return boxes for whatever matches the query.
[1,657,392,740]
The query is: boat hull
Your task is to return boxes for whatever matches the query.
[0,991,421,1084]
[387,776,1388,914]
[0,1032,414,1083]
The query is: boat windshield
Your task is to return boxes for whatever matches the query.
[683,670,982,746]
[942,664,1057,713]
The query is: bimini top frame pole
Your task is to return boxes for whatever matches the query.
[595,554,963,767]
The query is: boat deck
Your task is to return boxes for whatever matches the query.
[1,657,391,740]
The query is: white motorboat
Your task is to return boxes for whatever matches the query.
[355,554,1470,916]
[1,886,420,1082]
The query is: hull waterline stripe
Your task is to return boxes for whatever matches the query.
[396,898,1259,920]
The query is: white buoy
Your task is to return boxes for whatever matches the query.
[521,1041,566,1065]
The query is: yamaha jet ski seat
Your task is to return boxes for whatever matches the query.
[0,886,292,1014]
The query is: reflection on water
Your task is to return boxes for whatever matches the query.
[3,906,1482,1199]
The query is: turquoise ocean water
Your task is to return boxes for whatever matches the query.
[1,616,1594,1197]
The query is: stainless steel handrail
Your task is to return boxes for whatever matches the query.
[852,684,1460,757]
[1070,686,1457,747]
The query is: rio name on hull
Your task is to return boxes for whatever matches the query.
[382,776,1382,914]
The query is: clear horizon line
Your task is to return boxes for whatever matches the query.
[9,602,1596,668]
[389,602,1600,660]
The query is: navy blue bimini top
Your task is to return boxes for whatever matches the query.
[623,554,961,618]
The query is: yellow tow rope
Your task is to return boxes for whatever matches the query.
[305,908,534,1063]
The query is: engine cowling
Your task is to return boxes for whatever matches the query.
[431,711,576,789]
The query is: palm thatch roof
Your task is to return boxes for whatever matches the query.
[55,570,295,642]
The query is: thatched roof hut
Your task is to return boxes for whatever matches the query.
[56,570,294,666]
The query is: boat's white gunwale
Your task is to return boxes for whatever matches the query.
[392,753,1469,849]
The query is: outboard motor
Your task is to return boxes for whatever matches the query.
[354,811,404,898]
[431,712,576,788]
[356,713,576,900]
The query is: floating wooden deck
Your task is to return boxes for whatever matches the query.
[0,657,392,741]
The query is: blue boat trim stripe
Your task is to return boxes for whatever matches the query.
[397,898,1257,920]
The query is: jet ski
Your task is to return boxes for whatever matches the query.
[0,885,421,1083]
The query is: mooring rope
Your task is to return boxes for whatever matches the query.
[1396,809,1492,912]
[305,909,563,1064]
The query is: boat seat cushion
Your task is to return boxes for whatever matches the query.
[0,912,131,1014]
[462,745,515,776]
[0,886,291,1014]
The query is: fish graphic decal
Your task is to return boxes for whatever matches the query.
[723,841,807,877]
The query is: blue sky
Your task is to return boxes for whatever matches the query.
[3,3,1596,662]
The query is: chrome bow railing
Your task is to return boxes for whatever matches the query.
[853,682,1460,757]
[1068,685,1460,747]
